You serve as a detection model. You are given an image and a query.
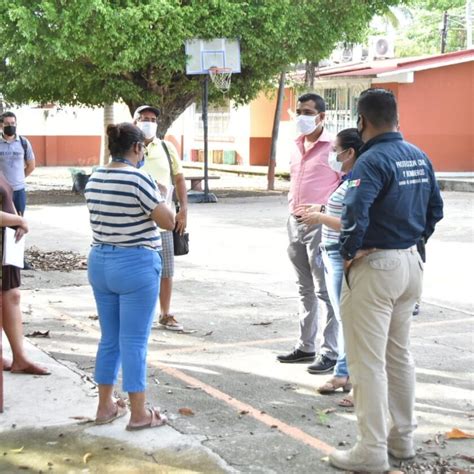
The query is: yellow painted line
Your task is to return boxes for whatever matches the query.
[157,363,335,456]
[413,316,473,328]
[157,337,294,354]
[36,302,335,455]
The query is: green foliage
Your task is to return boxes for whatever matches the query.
[393,0,468,57]
[0,0,403,133]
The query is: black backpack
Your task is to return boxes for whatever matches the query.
[19,135,28,162]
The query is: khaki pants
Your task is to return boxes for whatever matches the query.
[340,246,423,454]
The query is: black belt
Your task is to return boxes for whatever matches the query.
[320,243,340,252]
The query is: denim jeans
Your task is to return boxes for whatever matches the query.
[13,188,27,215]
[321,248,348,377]
[88,244,162,392]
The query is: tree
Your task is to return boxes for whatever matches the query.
[0,0,403,137]
[382,0,468,57]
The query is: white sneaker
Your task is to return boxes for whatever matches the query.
[329,444,390,472]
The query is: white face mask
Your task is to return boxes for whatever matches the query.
[138,121,157,139]
[328,150,347,172]
[296,114,320,135]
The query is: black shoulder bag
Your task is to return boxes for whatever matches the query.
[161,141,189,256]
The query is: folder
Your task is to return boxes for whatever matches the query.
[2,227,25,268]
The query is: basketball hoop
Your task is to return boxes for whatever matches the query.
[208,67,233,93]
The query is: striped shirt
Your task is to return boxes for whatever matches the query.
[85,166,163,250]
[322,180,349,245]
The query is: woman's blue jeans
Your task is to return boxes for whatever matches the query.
[321,248,349,377]
[88,245,161,393]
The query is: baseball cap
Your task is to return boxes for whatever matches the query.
[134,105,160,119]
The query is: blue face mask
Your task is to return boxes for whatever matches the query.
[136,157,145,169]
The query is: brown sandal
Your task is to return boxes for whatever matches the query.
[95,399,128,425]
[10,363,51,375]
[338,395,354,408]
[317,377,352,394]
[126,407,168,431]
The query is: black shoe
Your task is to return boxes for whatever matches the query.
[307,354,336,374]
[277,349,315,363]
[412,303,420,316]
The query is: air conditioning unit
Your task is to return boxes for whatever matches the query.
[369,36,395,59]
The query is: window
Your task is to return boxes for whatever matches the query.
[194,99,231,139]
[315,84,368,133]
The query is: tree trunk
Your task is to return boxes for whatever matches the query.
[304,61,317,89]
[125,93,196,139]
[101,104,114,165]
[267,71,286,191]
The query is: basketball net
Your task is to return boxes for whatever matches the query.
[208,67,232,93]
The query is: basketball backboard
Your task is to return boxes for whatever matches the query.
[185,38,241,75]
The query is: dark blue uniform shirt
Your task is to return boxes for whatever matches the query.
[340,132,443,260]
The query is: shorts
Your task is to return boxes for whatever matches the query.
[2,265,21,291]
[160,231,174,279]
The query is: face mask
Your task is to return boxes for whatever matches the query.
[328,150,348,172]
[296,114,319,135]
[3,125,16,136]
[138,121,157,139]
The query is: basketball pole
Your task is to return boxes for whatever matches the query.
[202,73,210,199]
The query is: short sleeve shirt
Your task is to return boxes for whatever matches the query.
[84,166,164,250]
[143,138,182,188]
[0,135,35,191]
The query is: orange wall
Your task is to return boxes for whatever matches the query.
[374,61,474,171]
[27,136,101,166]
[250,92,276,138]
[249,137,271,165]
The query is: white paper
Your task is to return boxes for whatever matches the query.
[165,185,175,208]
[2,227,25,268]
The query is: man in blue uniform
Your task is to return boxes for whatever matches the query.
[329,89,443,472]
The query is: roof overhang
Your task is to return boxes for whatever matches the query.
[374,71,414,84]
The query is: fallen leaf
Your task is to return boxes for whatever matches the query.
[83,452,92,464]
[457,454,474,463]
[239,410,249,415]
[10,446,24,454]
[178,407,195,416]
[445,428,474,439]
[25,330,50,338]
[322,408,336,415]
[203,331,213,336]
[88,315,99,320]
[251,321,272,326]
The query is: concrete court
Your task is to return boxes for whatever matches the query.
[0,191,473,473]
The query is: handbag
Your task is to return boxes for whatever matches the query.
[161,141,189,256]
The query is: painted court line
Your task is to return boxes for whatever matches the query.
[158,337,295,354]
[157,363,335,456]
[40,304,335,455]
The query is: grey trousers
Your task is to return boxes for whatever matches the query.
[287,215,338,357]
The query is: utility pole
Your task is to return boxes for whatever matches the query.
[441,11,449,53]
[467,0,473,49]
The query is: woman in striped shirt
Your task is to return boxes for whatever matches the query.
[85,122,174,430]
[295,128,362,407]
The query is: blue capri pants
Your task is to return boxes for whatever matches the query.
[88,244,161,392]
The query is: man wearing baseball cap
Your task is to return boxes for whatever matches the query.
[134,105,188,331]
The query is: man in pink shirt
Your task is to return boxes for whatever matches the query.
[277,93,341,374]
